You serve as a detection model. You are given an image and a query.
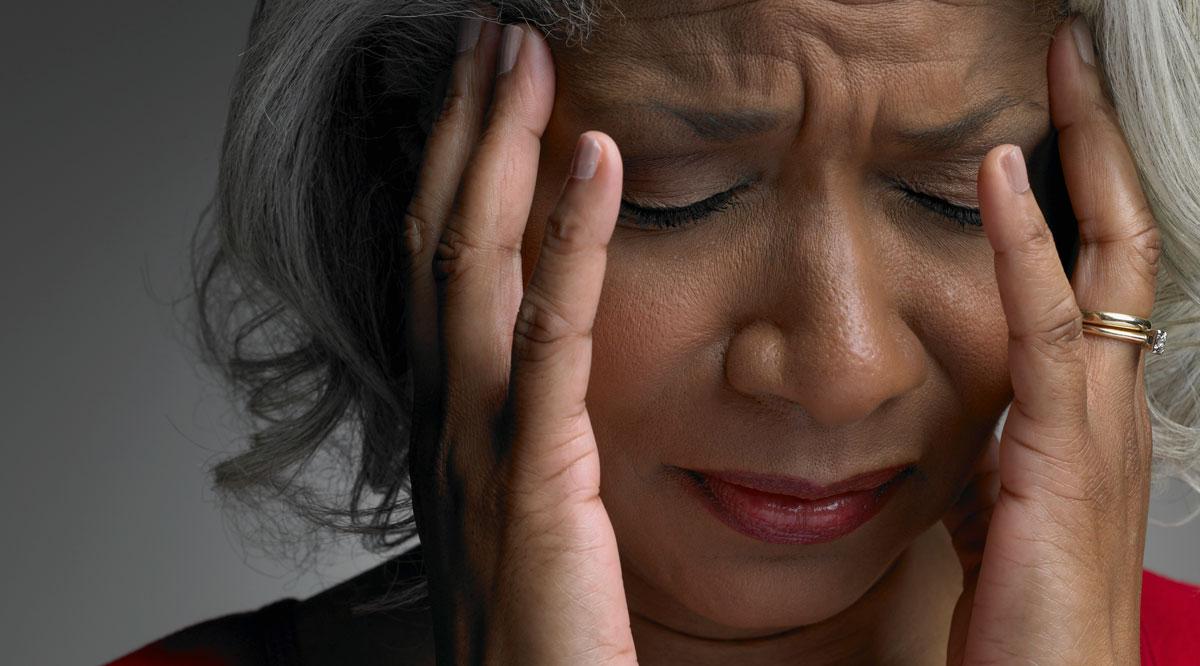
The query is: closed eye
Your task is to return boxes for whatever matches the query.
[897,183,983,228]
[618,178,982,230]
[619,180,753,230]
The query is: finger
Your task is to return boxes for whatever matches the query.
[402,15,502,400]
[435,22,555,416]
[942,434,1000,552]
[942,435,999,666]
[506,132,622,496]
[979,143,1088,455]
[1049,16,1162,368]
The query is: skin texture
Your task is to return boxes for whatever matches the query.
[531,0,1043,659]
[401,1,1157,664]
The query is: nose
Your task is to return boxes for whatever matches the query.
[723,202,927,426]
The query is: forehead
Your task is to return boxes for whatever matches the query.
[551,0,1057,148]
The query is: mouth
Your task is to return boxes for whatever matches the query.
[677,465,914,545]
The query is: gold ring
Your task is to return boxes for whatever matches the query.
[1080,310,1153,331]
[1079,309,1166,355]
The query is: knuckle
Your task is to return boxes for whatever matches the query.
[511,429,594,494]
[513,286,589,353]
[1016,214,1057,255]
[1078,206,1163,282]
[1126,208,1163,278]
[402,211,426,260]
[474,119,506,157]
[431,217,521,289]
[1016,294,1085,363]
[402,204,437,259]
[436,84,473,129]
[544,204,606,250]
[1089,95,1123,134]
[1002,428,1100,506]
[433,222,484,287]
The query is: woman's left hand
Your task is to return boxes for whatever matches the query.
[942,15,1162,665]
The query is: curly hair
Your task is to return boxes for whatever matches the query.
[192,0,1200,610]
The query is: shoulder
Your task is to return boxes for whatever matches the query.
[105,545,434,666]
[104,598,300,666]
[292,545,436,666]
[1140,568,1200,665]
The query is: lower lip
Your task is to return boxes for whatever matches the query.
[682,468,910,545]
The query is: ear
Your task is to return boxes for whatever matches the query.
[1028,121,1081,276]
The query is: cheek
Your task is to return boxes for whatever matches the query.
[583,242,714,444]
[524,164,1013,506]
[573,232,747,500]
[897,245,1012,513]
[904,248,1011,420]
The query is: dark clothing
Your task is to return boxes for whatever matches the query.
[107,546,1200,665]
[106,544,433,666]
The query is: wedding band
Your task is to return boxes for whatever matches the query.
[1079,309,1167,355]
[1080,310,1153,331]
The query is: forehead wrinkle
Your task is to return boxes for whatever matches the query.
[611,0,1049,18]
[599,0,1055,57]
[558,8,839,123]
[612,0,990,21]
[561,0,1023,104]
[557,39,809,127]
[557,0,1055,158]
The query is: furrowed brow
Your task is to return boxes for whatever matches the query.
[895,95,1045,154]
[659,104,784,141]
[646,94,1042,148]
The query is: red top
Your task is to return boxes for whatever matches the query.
[106,565,1200,665]
[1140,568,1200,664]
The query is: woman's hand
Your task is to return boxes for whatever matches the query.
[401,15,637,665]
[943,16,1161,665]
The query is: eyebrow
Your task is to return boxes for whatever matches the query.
[894,94,1045,153]
[651,94,1045,151]
[658,103,783,141]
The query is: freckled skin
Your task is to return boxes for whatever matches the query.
[516,1,1062,663]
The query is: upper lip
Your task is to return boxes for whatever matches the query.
[690,465,911,500]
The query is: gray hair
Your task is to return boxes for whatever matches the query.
[192,0,1200,608]
[1080,0,1200,523]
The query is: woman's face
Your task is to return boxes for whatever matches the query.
[518,0,1061,635]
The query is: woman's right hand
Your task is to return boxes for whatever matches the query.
[401,14,637,665]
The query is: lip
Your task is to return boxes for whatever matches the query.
[690,465,911,500]
[679,465,913,545]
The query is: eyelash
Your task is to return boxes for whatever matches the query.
[619,182,982,230]
[896,181,983,229]
[619,185,746,229]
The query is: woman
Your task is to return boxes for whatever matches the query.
[110,0,1200,664]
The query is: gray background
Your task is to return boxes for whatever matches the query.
[1,3,1196,665]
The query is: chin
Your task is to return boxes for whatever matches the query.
[610,479,928,633]
[696,546,905,630]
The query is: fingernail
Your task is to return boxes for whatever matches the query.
[1071,16,1095,67]
[570,134,601,179]
[497,24,523,76]
[456,16,482,53]
[1003,145,1029,194]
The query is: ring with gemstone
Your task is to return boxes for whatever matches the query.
[1079,309,1166,355]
